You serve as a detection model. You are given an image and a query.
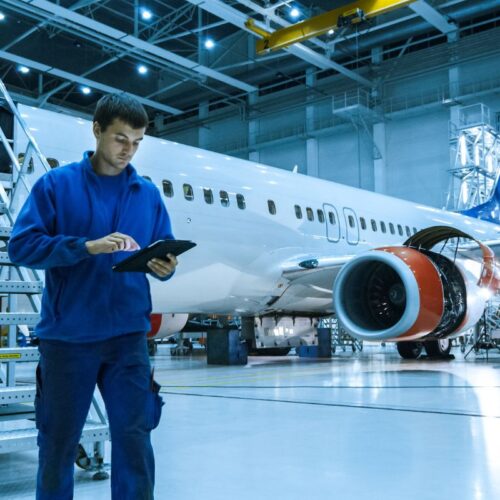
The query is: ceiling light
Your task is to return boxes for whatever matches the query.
[290,7,301,19]
[204,39,215,50]
[141,8,152,21]
[81,86,91,95]
[137,64,148,75]
[0,13,5,21]
[328,29,335,35]
[18,66,30,74]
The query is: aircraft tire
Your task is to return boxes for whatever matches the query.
[396,341,423,359]
[424,339,452,358]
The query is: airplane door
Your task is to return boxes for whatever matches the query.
[323,203,340,242]
[343,207,359,245]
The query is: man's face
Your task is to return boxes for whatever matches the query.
[93,118,145,173]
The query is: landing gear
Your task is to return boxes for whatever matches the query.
[424,339,452,358]
[171,338,193,356]
[396,341,423,359]
[147,339,158,356]
[75,444,109,481]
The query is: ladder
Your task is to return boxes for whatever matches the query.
[0,79,109,476]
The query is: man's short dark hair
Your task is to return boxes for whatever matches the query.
[93,94,148,131]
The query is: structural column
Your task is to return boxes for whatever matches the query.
[198,100,209,149]
[371,47,386,194]
[448,30,461,129]
[306,68,319,177]
[248,91,259,162]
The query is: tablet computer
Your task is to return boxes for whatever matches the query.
[112,239,196,273]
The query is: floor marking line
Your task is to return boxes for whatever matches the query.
[161,391,500,419]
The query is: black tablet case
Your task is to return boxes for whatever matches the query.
[112,239,196,272]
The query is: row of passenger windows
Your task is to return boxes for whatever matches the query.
[159,179,418,237]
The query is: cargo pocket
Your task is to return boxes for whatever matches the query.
[35,364,45,432]
[148,374,164,430]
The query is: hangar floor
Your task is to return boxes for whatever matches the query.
[0,344,499,500]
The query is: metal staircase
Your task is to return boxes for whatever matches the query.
[0,79,109,476]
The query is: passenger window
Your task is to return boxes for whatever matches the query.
[183,184,194,201]
[360,217,366,230]
[203,188,213,204]
[413,227,417,234]
[380,221,386,233]
[328,212,336,225]
[405,226,411,237]
[397,224,403,236]
[306,207,314,221]
[162,180,174,198]
[268,200,276,215]
[317,209,325,223]
[295,205,303,219]
[348,215,355,228]
[142,175,152,182]
[389,223,395,235]
[371,219,377,231]
[237,194,246,209]
[220,190,230,207]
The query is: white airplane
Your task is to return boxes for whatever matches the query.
[12,104,500,359]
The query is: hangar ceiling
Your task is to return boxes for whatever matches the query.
[0,0,499,130]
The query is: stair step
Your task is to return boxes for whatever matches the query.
[0,253,12,265]
[0,202,7,215]
[0,422,109,454]
[0,281,43,293]
[0,385,36,404]
[0,313,40,326]
[0,227,11,240]
[0,173,13,184]
[0,348,39,362]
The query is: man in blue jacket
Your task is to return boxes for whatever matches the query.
[8,94,177,500]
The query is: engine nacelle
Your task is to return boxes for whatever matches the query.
[333,245,491,342]
[147,313,189,339]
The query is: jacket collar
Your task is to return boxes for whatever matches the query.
[81,151,141,187]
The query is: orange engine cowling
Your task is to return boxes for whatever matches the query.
[333,244,495,342]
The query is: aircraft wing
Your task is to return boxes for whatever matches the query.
[266,255,355,314]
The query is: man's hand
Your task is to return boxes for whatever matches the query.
[147,253,177,278]
[85,232,140,255]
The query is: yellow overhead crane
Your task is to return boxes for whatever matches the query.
[246,0,417,54]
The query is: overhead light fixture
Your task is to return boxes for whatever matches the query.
[141,8,153,21]
[137,64,148,75]
[0,12,5,21]
[18,66,30,74]
[204,39,215,50]
[290,7,301,19]
[81,86,91,95]
[328,29,335,36]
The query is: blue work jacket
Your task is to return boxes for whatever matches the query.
[8,152,174,342]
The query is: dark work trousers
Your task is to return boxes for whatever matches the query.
[35,332,163,500]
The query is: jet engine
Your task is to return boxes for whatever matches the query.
[333,227,499,343]
[147,313,189,339]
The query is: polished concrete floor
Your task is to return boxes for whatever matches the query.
[1,343,499,499]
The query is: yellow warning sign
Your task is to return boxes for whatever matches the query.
[0,353,22,360]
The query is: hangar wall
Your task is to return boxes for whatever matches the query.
[165,27,500,209]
